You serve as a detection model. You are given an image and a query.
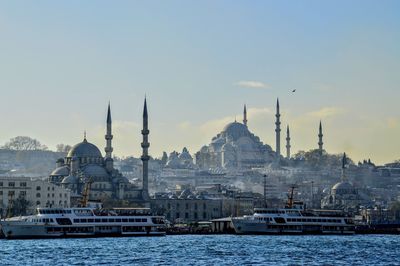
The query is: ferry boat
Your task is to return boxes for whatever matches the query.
[231,187,355,235]
[0,207,166,239]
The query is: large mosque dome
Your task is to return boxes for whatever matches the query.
[222,122,250,141]
[67,138,103,158]
[331,181,356,195]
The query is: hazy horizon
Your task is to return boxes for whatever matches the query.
[1,1,399,164]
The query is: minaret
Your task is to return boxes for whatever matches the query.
[105,102,113,159]
[141,97,150,199]
[286,125,291,159]
[243,104,248,127]
[318,121,323,155]
[341,152,347,182]
[275,98,281,158]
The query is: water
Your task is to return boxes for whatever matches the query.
[1,235,399,265]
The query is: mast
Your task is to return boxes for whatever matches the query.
[6,192,14,218]
[286,185,297,209]
[80,178,93,208]
[263,174,267,208]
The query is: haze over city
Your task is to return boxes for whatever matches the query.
[0,1,399,164]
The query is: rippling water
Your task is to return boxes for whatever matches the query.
[1,235,399,265]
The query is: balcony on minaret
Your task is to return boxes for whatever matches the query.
[141,129,149,135]
[141,142,150,149]
[141,154,150,161]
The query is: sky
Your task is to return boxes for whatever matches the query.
[0,1,399,164]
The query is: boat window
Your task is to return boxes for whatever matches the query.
[122,219,128,223]
[116,219,121,223]
[74,219,79,223]
[88,219,94,223]
[129,219,135,222]
[80,219,87,223]
[95,219,101,223]
[101,218,108,223]
[109,219,115,223]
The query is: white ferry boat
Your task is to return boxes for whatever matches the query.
[232,187,355,235]
[0,207,166,239]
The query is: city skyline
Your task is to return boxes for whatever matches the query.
[0,1,399,164]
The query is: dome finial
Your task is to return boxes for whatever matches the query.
[84,130,87,142]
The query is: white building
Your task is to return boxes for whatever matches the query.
[0,176,71,216]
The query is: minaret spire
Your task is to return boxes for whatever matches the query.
[318,120,323,155]
[275,98,281,158]
[141,97,150,199]
[105,102,113,159]
[286,125,291,159]
[243,104,248,127]
[341,152,347,182]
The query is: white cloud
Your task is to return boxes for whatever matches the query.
[307,107,345,118]
[235,80,270,89]
[177,121,192,130]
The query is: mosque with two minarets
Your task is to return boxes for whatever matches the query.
[48,99,151,204]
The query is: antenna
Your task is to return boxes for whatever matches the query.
[263,175,267,208]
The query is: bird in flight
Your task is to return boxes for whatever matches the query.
[292,89,296,93]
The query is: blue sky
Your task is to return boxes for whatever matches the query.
[0,1,399,164]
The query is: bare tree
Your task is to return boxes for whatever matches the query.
[3,136,48,151]
[56,144,72,153]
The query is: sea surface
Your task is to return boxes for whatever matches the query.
[1,235,399,265]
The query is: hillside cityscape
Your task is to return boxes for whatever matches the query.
[1,98,399,226]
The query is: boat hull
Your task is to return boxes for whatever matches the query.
[2,224,166,239]
[0,223,166,239]
[232,219,355,235]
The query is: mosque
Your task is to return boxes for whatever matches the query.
[159,99,326,172]
[321,153,372,210]
[195,100,294,170]
[48,99,150,204]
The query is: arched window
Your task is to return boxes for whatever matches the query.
[36,193,41,198]
[36,186,41,191]
[36,201,41,205]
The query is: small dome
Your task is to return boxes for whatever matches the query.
[67,139,102,158]
[50,166,70,177]
[61,175,78,184]
[166,157,181,168]
[200,145,209,153]
[178,148,193,160]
